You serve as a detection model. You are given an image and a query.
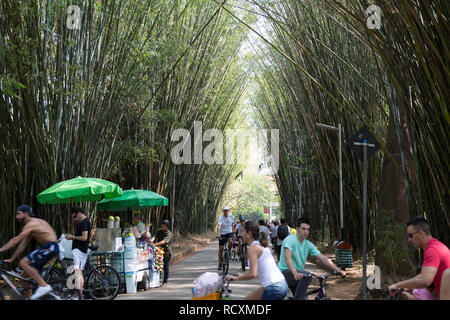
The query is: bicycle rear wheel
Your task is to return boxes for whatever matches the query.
[240,246,246,271]
[87,265,120,300]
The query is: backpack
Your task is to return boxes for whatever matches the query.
[277,225,289,240]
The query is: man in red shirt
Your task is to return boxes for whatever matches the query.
[389,216,450,299]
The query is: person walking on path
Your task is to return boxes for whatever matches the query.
[225,220,288,300]
[151,219,173,286]
[275,218,290,262]
[388,216,450,300]
[65,206,91,300]
[278,218,346,300]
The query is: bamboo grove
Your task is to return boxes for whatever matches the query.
[247,0,448,276]
[0,0,252,246]
[0,0,448,278]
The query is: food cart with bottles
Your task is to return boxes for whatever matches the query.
[95,189,169,294]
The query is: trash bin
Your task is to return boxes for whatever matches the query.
[335,248,353,269]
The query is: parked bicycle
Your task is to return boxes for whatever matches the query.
[0,260,66,300]
[41,244,121,300]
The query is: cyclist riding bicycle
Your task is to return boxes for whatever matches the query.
[0,205,64,299]
[235,216,246,256]
[217,206,234,271]
[388,216,450,300]
[278,218,346,300]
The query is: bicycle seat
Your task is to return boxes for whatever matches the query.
[89,245,99,252]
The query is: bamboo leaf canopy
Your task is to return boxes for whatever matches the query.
[97,189,169,212]
[37,177,123,204]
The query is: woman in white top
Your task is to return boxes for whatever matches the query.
[225,220,288,300]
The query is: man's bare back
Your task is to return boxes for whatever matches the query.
[25,218,57,245]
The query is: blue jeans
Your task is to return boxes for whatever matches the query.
[163,256,171,284]
[261,280,289,300]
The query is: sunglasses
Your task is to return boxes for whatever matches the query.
[408,231,420,238]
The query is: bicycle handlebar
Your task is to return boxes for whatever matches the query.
[307,270,340,279]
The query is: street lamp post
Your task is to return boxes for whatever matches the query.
[315,122,344,240]
[288,165,302,219]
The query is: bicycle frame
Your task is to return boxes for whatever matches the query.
[0,264,62,300]
[0,267,30,299]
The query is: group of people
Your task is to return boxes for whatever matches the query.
[0,204,173,299]
[216,206,346,300]
[216,206,450,300]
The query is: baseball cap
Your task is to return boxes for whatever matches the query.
[162,219,170,226]
[17,204,36,217]
[222,206,230,211]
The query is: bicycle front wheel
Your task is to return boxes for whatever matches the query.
[87,265,121,300]
[222,250,229,275]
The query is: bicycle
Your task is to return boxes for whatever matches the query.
[286,271,340,300]
[238,238,248,271]
[41,244,121,300]
[0,260,66,300]
[217,236,231,275]
[230,238,239,261]
[383,288,406,300]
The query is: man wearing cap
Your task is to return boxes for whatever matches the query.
[0,205,61,299]
[151,220,172,286]
[217,206,234,271]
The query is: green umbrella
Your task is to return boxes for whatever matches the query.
[37,176,123,204]
[97,189,168,211]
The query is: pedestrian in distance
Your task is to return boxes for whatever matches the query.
[275,218,290,262]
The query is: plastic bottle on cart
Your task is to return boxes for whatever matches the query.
[108,216,115,229]
[114,216,120,229]
[124,235,136,250]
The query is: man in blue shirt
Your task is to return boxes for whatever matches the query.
[278,218,346,300]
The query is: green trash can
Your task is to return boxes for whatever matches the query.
[335,248,353,269]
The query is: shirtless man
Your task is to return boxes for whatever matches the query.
[0,205,60,299]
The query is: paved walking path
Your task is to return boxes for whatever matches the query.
[116,240,326,300]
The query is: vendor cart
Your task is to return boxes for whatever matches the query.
[96,189,169,294]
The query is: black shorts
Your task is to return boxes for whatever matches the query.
[219,233,234,246]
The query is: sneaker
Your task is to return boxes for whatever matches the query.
[31,285,53,300]
[161,282,167,287]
